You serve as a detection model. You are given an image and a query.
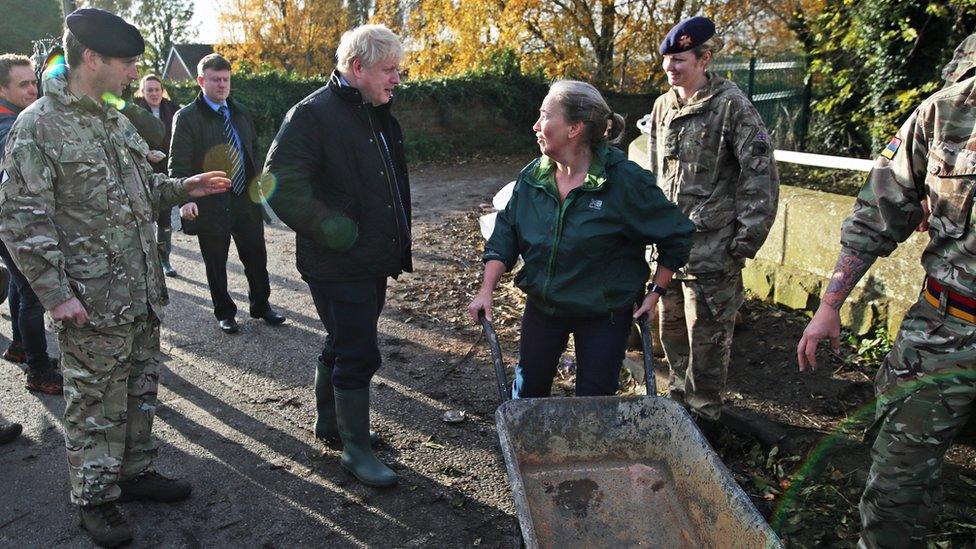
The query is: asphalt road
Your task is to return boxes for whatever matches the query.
[0,159,528,548]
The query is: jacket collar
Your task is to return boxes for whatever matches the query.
[530,142,612,191]
[0,98,21,117]
[329,69,395,115]
[665,72,732,112]
[45,74,124,122]
[194,91,239,117]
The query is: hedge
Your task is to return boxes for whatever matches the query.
[165,71,551,163]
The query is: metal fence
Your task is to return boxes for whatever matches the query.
[711,56,810,149]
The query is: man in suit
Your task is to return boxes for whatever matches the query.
[169,53,285,333]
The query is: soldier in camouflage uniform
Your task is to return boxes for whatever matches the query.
[797,35,976,549]
[0,9,230,546]
[647,17,779,421]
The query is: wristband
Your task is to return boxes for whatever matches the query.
[648,283,667,297]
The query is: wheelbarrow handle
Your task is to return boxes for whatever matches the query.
[479,312,511,402]
[636,314,657,396]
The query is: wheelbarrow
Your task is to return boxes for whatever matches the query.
[479,314,782,548]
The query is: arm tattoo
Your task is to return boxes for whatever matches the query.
[823,250,873,310]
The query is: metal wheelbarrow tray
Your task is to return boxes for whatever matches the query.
[481,315,781,548]
[496,396,780,548]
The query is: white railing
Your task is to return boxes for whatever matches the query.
[774,150,874,172]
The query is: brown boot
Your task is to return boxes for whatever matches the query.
[79,502,133,547]
[26,365,63,395]
[118,471,191,503]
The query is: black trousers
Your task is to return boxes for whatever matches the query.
[513,301,633,398]
[307,278,387,390]
[196,194,271,321]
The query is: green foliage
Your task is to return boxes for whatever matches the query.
[132,0,195,75]
[843,325,892,370]
[806,0,976,156]
[166,70,550,163]
[0,0,63,56]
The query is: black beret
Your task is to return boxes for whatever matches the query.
[659,16,715,55]
[66,8,145,58]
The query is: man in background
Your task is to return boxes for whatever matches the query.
[170,53,285,334]
[0,54,62,395]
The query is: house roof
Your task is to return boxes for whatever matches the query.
[163,43,215,79]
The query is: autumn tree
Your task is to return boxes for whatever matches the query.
[218,0,347,75]
[132,0,196,74]
[392,0,805,92]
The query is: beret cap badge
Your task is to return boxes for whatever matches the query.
[660,16,716,55]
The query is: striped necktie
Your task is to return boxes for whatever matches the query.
[218,105,247,195]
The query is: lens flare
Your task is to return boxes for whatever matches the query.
[769,368,976,537]
[101,92,126,111]
[43,53,67,81]
[251,172,278,204]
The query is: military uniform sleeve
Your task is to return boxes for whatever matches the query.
[483,180,522,270]
[0,127,75,310]
[624,166,694,271]
[264,103,358,250]
[840,108,927,259]
[729,98,779,259]
[150,173,190,210]
[122,103,166,150]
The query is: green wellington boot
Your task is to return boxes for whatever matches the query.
[315,360,379,446]
[334,387,397,487]
[158,227,177,277]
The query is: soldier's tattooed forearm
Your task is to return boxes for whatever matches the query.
[823,250,873,310]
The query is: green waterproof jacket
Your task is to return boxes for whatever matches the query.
[484,144,695,317]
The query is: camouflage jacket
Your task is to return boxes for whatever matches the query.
[647,73,779,277]
[841,76,976,296]
[943,33,976,86]
[0,75,190,327]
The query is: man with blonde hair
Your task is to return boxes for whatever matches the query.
[265,24,410,487]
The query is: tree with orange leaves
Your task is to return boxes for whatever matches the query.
[217,0,346,75]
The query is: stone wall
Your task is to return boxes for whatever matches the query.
[629,134,927,336]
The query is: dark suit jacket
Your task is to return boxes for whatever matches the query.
[169,92,261,235]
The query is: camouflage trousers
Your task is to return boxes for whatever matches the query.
[858,296,976,549]
[59,313,161,507]
[658,270,744,421]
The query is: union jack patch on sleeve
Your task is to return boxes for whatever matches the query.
[880,137,902,160]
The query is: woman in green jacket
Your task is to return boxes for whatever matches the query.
[468,80,695,398]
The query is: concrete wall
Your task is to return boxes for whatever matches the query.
[629,134,927,336]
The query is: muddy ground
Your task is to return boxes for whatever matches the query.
[1,156,974,548]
